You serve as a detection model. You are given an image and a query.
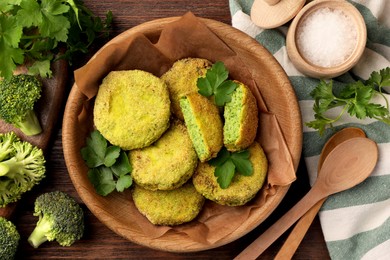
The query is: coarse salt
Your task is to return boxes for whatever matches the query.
[296,7,358,68]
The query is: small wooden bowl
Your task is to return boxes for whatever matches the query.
[286,0,367,78]
[63,17,302,252]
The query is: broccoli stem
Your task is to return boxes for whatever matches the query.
[0,162,10,176]
[0,135,16,161]
[28,216,51,248]
[0,157,20,178]
[0,150,9,162]
[13,110,42,136]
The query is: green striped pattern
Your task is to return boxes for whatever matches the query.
[229,0,390,259]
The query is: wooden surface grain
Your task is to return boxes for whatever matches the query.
[11,1,330,259]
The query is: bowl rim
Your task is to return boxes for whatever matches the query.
[250,0,306,29]
[62,16,302,252]
[286,0,367,78]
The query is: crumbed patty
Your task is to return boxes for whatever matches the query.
[180,93,223,162]
[192,141,267,206]
[223,81,258,152]
[130,120,198,190]
[132,182,205,226]
[93,70,170,150]
[161,58,211,120]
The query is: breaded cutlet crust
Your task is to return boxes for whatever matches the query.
[94,70,170,150]
[132,182,205,226]
[130,120,198,191]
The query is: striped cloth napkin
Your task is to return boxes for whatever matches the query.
[229,0,390,259]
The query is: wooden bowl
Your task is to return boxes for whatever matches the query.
[286,0,367,78]
[62,17,302,252]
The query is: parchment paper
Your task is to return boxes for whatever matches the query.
[74,12,297,245]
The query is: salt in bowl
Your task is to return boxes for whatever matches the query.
[286,0,367,79]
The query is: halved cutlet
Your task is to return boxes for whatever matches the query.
[223,81,258,152]
[180,93,223,162]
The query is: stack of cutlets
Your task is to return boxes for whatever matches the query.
[93,58,267,226]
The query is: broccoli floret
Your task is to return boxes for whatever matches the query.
[0,132,19,162]
[0,74,42,136]
[0,217,20,260]
[28,191,84,248]
[0,132,46,207]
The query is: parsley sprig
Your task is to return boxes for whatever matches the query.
[197,61,238,106]
[209,148,253,189]
[306,67,390,135]
[0,0,112,80]
[81,130,132,196]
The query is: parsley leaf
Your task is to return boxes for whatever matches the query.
[0,14,24,77]
[103,146,121,167]
[65,0,81,28]
[0,14,23,47]
[197,77,213,96]
[81,130,132,196]
[116,175,132,192]
[197,61,238,106]
[111,151,132,177]
[0,1,21,13]
[0,40,24,79]
[230,150,253,176]
[0,0,112,80]
[16,0,42,27]
[39,0,71,42]
[306,67,390,135]
[87,167,116,196]
[28,60,52,78]
[209,147,230,166]
[81,130,107,168]
[214,160,235,189]
[367,67,390,90]
[209,147,253,189]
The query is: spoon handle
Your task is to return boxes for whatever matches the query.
[234,186,325,260]
[274,198,326,260]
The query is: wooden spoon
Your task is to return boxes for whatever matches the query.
[251,0,305,29]
[275,127,366,260]
[263,0,281,5]
[234,137,378,260]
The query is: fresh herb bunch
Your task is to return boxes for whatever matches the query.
[0,0,112,80]
[197,61,238,106]
[306,67,390,135]
[209,148,253,189]
[81,130,132,196]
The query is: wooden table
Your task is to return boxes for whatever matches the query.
[13,1,330,259]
